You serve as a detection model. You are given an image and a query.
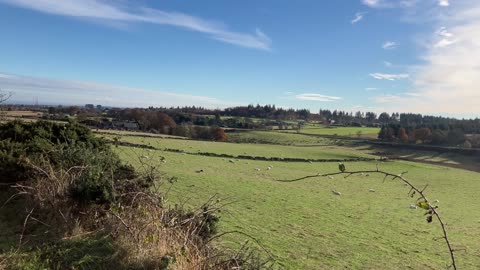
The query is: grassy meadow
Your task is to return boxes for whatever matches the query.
[226,130,333,145]
[100,133,373,161]
[288,125,381,138]
[107,131,479,269]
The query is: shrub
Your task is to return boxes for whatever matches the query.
[0,120,140,203]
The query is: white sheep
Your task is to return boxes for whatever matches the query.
[267,166,272,170]
[327,175,334,179]
[432,199,440,203]
[368,189,375,192]
[140,155,149,159]
[255,168,261,171]
[229,159,234,163]
[409,204,417,209]
[331,190,341,196]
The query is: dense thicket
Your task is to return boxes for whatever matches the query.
[0,120,139,202]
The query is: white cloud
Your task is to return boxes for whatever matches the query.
[404,92,422,97]
[382,41,397,49]
[0,72,239,108]
[371,94,403,103]
[362,0,382,7]
[0,0,271,50]
[436,27,453,37]
[369,73,409,80]
[438,0,449,7]
[434,38,457,48]
[433,27,457,47]
[351,12,366,24]
[365,87,378,91]
[295,93,342,102]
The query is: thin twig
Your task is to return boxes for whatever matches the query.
[275,169,457,270]
[19,208,34,248]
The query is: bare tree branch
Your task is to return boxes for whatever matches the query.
[275,168,457,270]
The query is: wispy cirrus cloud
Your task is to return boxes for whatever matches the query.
[362,0,382,8]
[363,0,480,117]
[0,72,239,108]
[0,0,271,50]
[351,12,366,24]
[295,93,342,102]
[382,41,397,49]
[438,0,449,7]
[369,73,409,80]
[433,27,457,47]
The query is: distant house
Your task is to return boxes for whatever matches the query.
[85,104,95,109]
[123,122,139,130]
[112,120,139,131]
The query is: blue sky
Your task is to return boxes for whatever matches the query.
[0,0,478,117]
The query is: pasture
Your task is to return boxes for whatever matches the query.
[226,130,333,145]
[109,132,479,269]
[290,125,381,138]
[100,133,373,161]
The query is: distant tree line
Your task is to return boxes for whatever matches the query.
[38,104,480,147]
[378,113,480,148]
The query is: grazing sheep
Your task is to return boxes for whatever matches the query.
[327,176,334,179]
[267,166,272,170]
[161,160,167,163]
[368,189,375,192]
[409,204,417,209]
[140,155,149,159]
[432,199,440,203]
[331,190,341,196]
[229,159,235,163]
[196,169,204,173]
[255,168,261,171]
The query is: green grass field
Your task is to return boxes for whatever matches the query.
[227,130,333,145]
[109,132,479,269]
[287,126,381,138]
[102,134,373,160]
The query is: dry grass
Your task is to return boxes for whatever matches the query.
[2,155,273,269]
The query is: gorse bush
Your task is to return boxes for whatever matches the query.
[0,120,138,203]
